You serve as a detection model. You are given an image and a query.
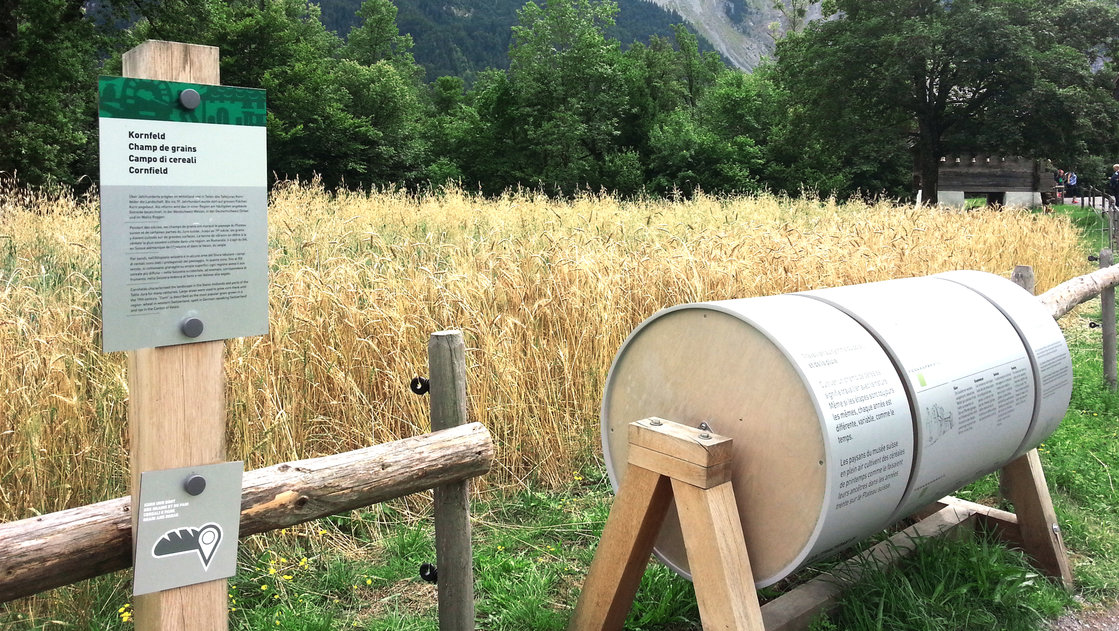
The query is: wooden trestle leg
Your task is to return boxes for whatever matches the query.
[999,449,1074,590]
[570,419,764,631]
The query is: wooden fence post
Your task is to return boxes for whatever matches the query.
[122,41,228,631]
[428,330,476,631]
[1101,249,1117,392]
[1011,265,1035,296]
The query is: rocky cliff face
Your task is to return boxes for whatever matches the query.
[650,0,822,69]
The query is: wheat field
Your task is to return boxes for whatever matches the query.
[0,179,1089,522]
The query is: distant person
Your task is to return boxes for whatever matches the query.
[1067,170,1078,202]
[1108,165,1119,206]
[1055,169,1066,200]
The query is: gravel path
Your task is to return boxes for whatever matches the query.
[1050,600,1119,630]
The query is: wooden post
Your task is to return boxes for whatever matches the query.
[428,331,476,631]
[1105,210,1114,252]
[1101,249,1117,391]
[122,41,228,631]
[1011,265,1035,296]
[569,465,673,630]
[1001,265,1074,591]
[571,419,764,631]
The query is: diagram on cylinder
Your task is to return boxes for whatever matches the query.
[924,403,954,446]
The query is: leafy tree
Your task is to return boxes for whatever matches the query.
[768,0,811,40]
[0,0,101,185]
[503,0,630,192]
[461,69,521,192]
[340,0,421,81]
[644,70,769,195]
[775,0,1119,202]
[646,108,762,195]
[122,0,429,188]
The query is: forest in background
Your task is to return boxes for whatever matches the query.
[5,0,1119,202]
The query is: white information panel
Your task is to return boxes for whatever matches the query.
[803,277,1036,521]
[936,270,1074,458]
[719,295,916,571]
[98,76,267,352]
[602,272,1072,587]
[600,295,915,587]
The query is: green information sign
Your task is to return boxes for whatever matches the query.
[98,77,268,352]
[98,76,266,125]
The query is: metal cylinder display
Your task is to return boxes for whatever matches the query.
[601,271,1072,587]
[935,271,1073,459]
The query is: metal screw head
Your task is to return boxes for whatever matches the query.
[698,421,711,432]
[181,317,204,338]
[698,432,712,440]
[649,419,663,426]
[184,474,207,496]
[179,88,201,110]
[1052,523,1061,535]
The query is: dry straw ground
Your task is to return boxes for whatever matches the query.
[0,180,1090,521]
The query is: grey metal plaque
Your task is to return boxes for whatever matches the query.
[134,461,244,596]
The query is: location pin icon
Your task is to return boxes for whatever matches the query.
[196,524,222,569]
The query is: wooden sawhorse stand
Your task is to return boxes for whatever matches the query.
[570,419,1073,631]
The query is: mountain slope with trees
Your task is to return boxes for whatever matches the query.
[318,0,728,81]
[4,0,1119,201]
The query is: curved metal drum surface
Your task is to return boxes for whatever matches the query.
[935,270,1073,458]
[602,271,1073,587]
[601,294,914,587]
[801,276,1037,521]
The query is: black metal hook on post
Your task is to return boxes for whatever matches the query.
[410,376,430,395]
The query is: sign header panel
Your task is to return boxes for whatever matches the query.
[98,76,268,352]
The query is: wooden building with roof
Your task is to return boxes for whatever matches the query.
[934,156,1044,208]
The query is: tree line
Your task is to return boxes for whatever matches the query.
[5,0,1119,201]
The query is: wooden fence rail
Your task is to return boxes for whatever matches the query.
[0,422,493,603]
[1038,262,1119,320]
